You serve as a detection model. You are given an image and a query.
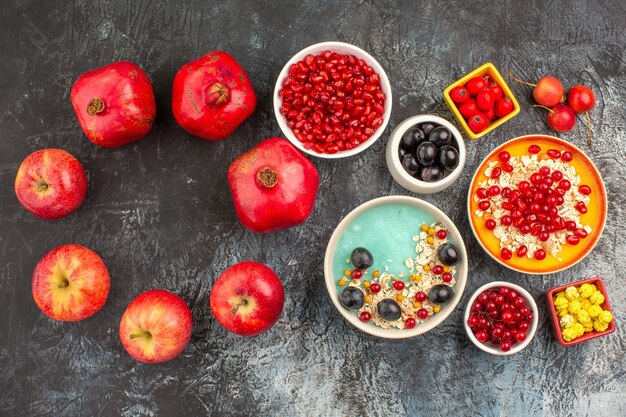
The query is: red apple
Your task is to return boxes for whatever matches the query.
[210,261,284,336]
[15,149,88,219]
[71,61,156,147]
[32,244,110,321]
[119,289,192,363]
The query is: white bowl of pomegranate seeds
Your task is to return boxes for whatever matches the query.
[464,281,539,355]
[386,114,466,194]
[274,41,392,158]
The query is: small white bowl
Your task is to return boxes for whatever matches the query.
[464,281,539,355]
[386,115,466,194]
[324,195,468,339]
[273,41,392,159]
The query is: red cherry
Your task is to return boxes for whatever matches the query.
[475,330,489,343]
[518,321,530,332]
[468,113,488,133]
[494,97,514,118]
[471,302,483,312]
[567,85,596,114]
[500,341,512,352]
[415,291,427,302]
[536,104,576,133]
[450,85,470,104]
[370,283,382,293]
[467,314,480,327]
[351,269,363,279]
[393,280,405,291]
[405,317,417,329]
[417,308,429,320]
[477,291,490,304]
[501,311,515,324]
[514,331,527,342]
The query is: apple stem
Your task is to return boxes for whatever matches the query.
[129,330,152,339]
[207,82,230,106]
[533,104,554,113]
[256,167,278,188]
[230,299,248,314]
[35,180,49,193]
[87,97,105,116]
[505,70,537,88]
[58,278,69,289]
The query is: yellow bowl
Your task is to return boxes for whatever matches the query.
[443,62,520,140]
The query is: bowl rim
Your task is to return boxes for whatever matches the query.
[273,41,392,159]
[323,195,468,339]
[466,134,608,275]
[385,114,466,194]
[443,62,521,140]
[545,276,616,346]
[463,281,539,355]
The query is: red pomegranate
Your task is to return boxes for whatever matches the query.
[71,61,156,147]
[228,138,319,233]
[172,51,256,140]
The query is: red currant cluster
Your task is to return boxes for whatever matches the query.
[279,51,385,154]
[476,145,592,261]
[449,75,514,133]
[468,286,533,352]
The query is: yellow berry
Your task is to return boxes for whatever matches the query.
[433,305,441,313]
[427,228,435,236]
[344,269,351,276]
[338,278,347,286]
[372,270,380,278]
[413,301,421,308]
[365,295,372,303]
[423,265,431,272]
[427,237,434,245]
[396,294,404,302]
[363,280,371,288]
[421,224,429,232]
[443,266,450,273]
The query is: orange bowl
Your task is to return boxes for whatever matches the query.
[546,277,615,346]
[467,135,607,274]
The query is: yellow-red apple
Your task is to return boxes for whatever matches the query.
[210,261,284,336]
[119,290,192,363]
[32,244,110,321]
[15,149,87,219]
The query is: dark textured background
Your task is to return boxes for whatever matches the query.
[1,0,625,416]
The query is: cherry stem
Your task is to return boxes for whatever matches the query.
[533,104,554,113]
[505,70,537,88]
[129,330,152,339]
[256,167,278,188]
[87,97,105,116]
[207,82,230,106]
[230,299,247,314]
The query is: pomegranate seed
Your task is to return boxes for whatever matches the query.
[513,217,525,228]
[489,185,501,196]
[485,219,497,230]
[518,181,531,192]
[565,221,577,231]
[502,162,514,173]
[539,231,550,242]
[539,166,551,176]
[476,188,488,199]
[574,228,588,238]
[519,224,531,234]
[479,201,491,211]
[528,145,541,154]
[534,249,546,260]
[561,151,573,162]
[499,151,511,162]
[551,171,563,181]
[530,173,543,185]
[491,167,502,178]
[566,235,580,245]
[501,248,513,260]
[558,179,571,190]
[501,215,513,226]
[576,202,587,213]
[578,185,592,195]
[547,149,561,159]
[516,245,528,257]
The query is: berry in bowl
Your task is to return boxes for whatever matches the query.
[468,135,607,274]
[546,277,615,346]
[444,62,520,139]
[274,41,392,158]
[385,115,466,194]
[324,195,468,339]
[464,282,539,355]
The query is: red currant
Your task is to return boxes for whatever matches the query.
[405,317,417,329]
[432,265,444,275]
[359,311,372,322]
[518,321,530,331]
[471,302,483,312]
[442,272,453,283]
[415,291,427,302]
[393,280,405,291]
[501,311,515,324]
[351,269,363,279]
[513,296,526,309]
[370,283,382,293]
[436,230,447,239]
[417,308,429,320]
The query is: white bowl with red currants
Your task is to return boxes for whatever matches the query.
[386,114,466,194]
[464,281,539,355]
[274,41,392,158]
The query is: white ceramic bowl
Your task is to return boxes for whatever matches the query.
[324,195,468,339]
[464,281,539,355]
[385,115,466,194]
[273,41,392,159]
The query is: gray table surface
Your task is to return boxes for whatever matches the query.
[1,1,625,416]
